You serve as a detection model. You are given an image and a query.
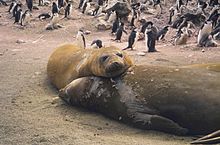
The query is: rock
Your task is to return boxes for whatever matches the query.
[95,19,111,30]
[33,5,39,10]
[105,0,131,19]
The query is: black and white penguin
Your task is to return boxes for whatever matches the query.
[8,1,16,13]
[145,25,157,52]
[58,0,64,8]
[209,0,219,7]
[14,8,22,24]
[21,10,31,26]
[52,2,59,15]
[156,26,169,41]
[115,22,127,42]
[207,8,220,28]
[26,0,33,12]
[91,39,103,48]
[12,3,22,17]
[38,0,43,6]
[123,28,139,50]
[38,12,51,20]
[78,0,84,9]
[75,29,86,49]
[130,7,139,27]
[176,0,183,12]
[168,6,175,24]
[111,17,120,35]
[64,3,72,18]
[197,21,217,47]
[82,1,91,14]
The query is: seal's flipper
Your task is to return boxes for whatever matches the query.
[191,130,220,144]
[133,113,188,135]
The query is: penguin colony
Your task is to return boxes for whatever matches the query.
[1,0,220,51]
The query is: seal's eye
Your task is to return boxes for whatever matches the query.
[100,55,109,63]
[116,53,123,58]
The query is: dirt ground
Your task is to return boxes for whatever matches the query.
[0,1,220,145]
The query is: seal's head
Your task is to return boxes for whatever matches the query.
[90,46,133,78]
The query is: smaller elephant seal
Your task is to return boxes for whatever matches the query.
[47,44,133,89]
[59,64,220,143]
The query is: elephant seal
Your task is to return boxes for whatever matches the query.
[59,63,220,139]
[47,44,133,89]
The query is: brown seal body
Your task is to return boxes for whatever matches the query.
[47,44,132,89]
[59,64,220,136]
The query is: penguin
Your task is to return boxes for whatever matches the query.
[140,20,158,36]
[0,0,7,6]
[50,13,59,27]
[123,28,139,50]
[156,26,169,41]
[209,0,219,7]
[207,9,220,28]
[93,5,103,17]
[58,0,64,8]
[12,3,22,17]
[91,39,103,48]
[39,0,44,6]
[145,25,157,52]
[168,7,175,24]
[38,12,51,20]
[198,21,217,47]
[111,17,120,35]
[78,0,84,9]
[176,0,183,12]
[82,1,91,14]
[174,28,188,45]
[130,7,140,27]
[8,1,16,13]
[107,10,117,23]
[14,8,22,24]
[211,26,220,40]
[21,10,31,26]
[75,29,86,49]
[115,22,127,42]
[64,3,72,18]
[26,0,33,12]
[52,2,59,15]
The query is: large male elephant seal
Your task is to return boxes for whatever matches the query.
[59,63,220,143]
[47,44,133,89]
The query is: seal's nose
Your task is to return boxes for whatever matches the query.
[113,62,120,67]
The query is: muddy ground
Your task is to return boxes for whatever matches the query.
[0,1,220,145]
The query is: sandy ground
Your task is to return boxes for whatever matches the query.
[0,1,220,145]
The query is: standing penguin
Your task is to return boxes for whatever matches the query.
[14,8,22,24]
[64,3,72,18]
[115,22,127,42]
[197,21,217,47]
[12,3,22,17]
[52,2,59,15]
[174,28,188,45]
[156,26,169,40]
[91,39,103,48]
[8,1,16,13]
[145,25,157,52]
[26,0,33,12]
[111,17,120,35]
[75,29,86,49]
[82,1,91,14]
[78,0,84,9]
[21,10,31,26]
[176,0,183,12]
[123,28,139,50]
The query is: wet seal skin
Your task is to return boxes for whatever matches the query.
[47,44,133,89]
[59,64,220,143]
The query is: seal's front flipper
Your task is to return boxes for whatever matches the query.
[133,113,188,135]
[191,130,220,144]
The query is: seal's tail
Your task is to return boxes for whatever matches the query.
[191,130,220,144]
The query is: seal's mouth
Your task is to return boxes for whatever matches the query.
[105,62,126,77]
